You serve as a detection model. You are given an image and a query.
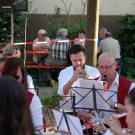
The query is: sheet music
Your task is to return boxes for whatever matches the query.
[71,79,117,111]
[59,99,73,112]
[53,109,83,135]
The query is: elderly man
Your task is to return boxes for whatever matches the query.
[58,45,100,99]
[33,29,50,64]
[77,52,134,130]
[97,52,135,128]
[44,28,70,66]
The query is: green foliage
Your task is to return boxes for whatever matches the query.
[41,80,62,108]
[116,15,135,77]
[121,57,135,77]
[47,19,86,39]
[0,12,25,43]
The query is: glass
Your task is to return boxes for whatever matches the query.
[98,62,115,70]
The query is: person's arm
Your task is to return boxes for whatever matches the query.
[63,78,74,95]
[29,94,44,132]
[33,38,50,50]
[63,67,84,95]
[105,116,123,135]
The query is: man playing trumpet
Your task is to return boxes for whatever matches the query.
[58,45,100,100]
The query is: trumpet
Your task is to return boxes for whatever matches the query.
[79,69,89,80]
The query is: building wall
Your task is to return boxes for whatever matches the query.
[30,0,135,15]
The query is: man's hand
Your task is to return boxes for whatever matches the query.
[105,116,122,134]
[70,67,84,82]
[63,67,84,95]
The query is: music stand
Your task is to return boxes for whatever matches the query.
[53,109,83,135]
[70,79,118,113]
[57,94,76,115]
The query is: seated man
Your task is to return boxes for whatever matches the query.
[33,29,50,64]
[44,28,70,66]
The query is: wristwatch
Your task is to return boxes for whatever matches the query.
[114,102,119,109]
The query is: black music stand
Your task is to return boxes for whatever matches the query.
[53,109,83,135]
[70,79,117,113]
[57,94,76,115]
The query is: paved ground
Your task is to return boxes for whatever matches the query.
[37,86,56,126]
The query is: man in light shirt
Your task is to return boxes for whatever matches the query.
[33,29,50,64]
[58,45,100,99]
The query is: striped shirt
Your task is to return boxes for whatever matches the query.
[49,37,70,60]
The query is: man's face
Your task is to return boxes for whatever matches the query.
[98,58,117,80]
[38,33,46,40]
[78,33,85,39]
[100,32,106,39]
[70,52,86,69]
[125,98,135,132]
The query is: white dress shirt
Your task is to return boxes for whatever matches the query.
[58,65,100,96]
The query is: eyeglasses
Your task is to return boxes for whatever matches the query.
[98,62,116,70]
[13,75,20,80]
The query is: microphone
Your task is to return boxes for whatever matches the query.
[102,75,108,91]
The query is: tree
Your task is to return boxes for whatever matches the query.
[86,0,100,66]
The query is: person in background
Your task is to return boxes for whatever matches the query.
[99,32,121,74]
[0,76,34,135]
[74,29,86,47]
[33,29,50,64]
[98,27,107,48]
[0,57,8,75]
[44,27,70,66]
[43,28,71,85]
[97,27,107,59]
[2,44,21,58]
[1,57,44,133]
[2,44,35,93]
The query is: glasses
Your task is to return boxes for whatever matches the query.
[98,62,116,70]
[13,75,20,80]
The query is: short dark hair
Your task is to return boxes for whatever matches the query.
[127,88,135,106]
[68,45,86,57]
[77,29,85,34]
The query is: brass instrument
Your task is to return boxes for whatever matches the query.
[79,69,89,80]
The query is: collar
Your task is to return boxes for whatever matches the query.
[111,72,119,87]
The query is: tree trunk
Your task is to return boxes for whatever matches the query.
[86,0,100,67]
